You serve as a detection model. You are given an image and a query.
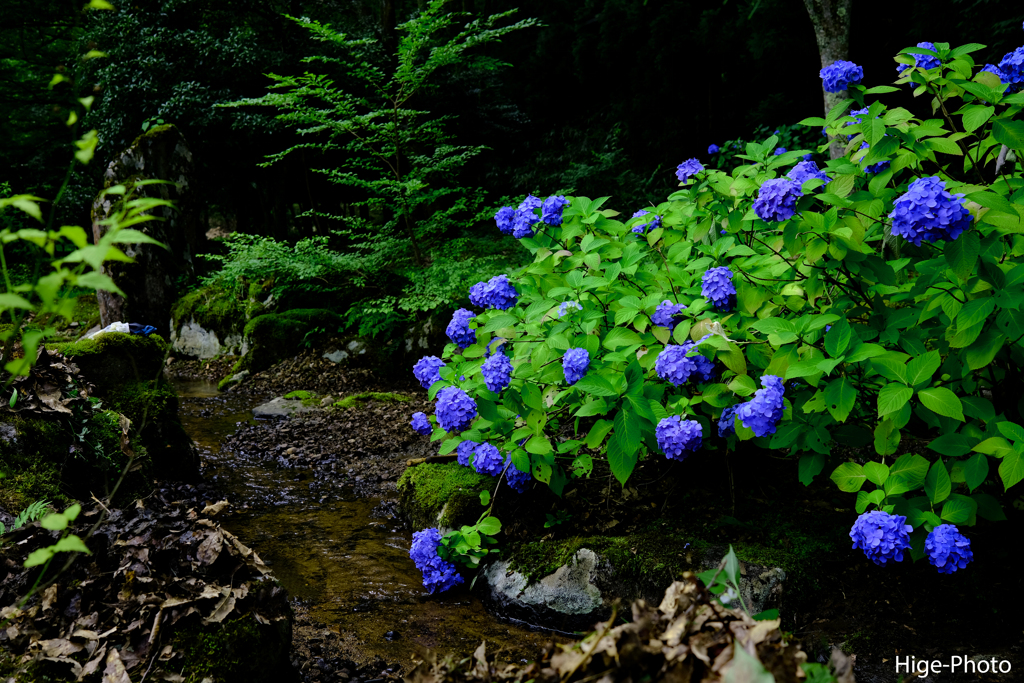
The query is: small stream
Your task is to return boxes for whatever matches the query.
[172,378,564,668]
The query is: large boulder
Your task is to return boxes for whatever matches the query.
[91,124,198,339]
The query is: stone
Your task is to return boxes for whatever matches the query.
[323,350,348,364]
[91,124,199,339]
[252,396,319,419]
[169,317,246,359]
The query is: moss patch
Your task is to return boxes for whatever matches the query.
[52,332,168,386]
[171,613,292,683]
[229,309,345,376]
[397,462,492,530]
[172,284,247,336]
[332,391,409,410]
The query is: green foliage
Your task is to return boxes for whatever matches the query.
[423,39,1024,567]
[0,498,50,535]
[22,503,90,569]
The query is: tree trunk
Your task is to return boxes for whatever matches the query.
[803,0,852,159]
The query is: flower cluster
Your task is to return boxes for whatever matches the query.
[850,510,912,566]
[558,301,582,317]
[708,144,720,154]
[413,356,445,390]
[446,308,476,349]
[717,404,739,437]
[925,524,974,574]
[630,209,662,234]
[469,274,518,310]
[472,442,503,477]
[513,195,542,239]
[889,176,971,246]
[858,142,891,175]
[563,347,590,385]
[655,416,703,461]
[435,386,477,432]
[993,46,1024,90]
[675,158,704,183]
[651,300,686,330]
[736,375,785,437]
[655,337,716,386]
[897,42,941,77]
[774,147,787,155]
[820,60,863,93]
[494,206,516,235]
[753,179,803,222]
[701,266,736,311]
[787,160,830,190]
[410,528,464,593]
[410,412,432,435]
[541,195,570,226]
[481,352,513,393]
[504,454,532,493]
[457,439,478,467]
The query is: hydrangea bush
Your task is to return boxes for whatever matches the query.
[406,37,1024,587]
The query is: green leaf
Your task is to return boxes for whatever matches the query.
[863,461,890,487]
[996,421,1024,443]
[830,462,867,492]
[525,435,553,455]
[998,449,1024,490]
[476,517,501,535]
[918,387,965,421]
[798,453,825,486]
[940,495,976,524]
[481,314,517,333]
[885,453,930,496]
[973,436,1015,457]
[75,271,125,297]
[926,433,976,457]
[924,459,952,504]
[878,383,914,417]
[23,547,55,568]
[728,375,758,396]
[874,419,900,456]
[961,105,995,133]
[963,453,989,492]
[944,231,980,280]
[856,489,885,513]
[614,408,642,456]
[906,350,941,386]
[956,298,995,330]
[965,330,1005,371]
[602,327,642,350]
[992,118,1024,151]
[973,493,1007,521]
[607,432,638,485]
[0,293,33,310]
[573,374,619,397]
[845,343,886,363]
[52,535,91,554]
[824,319,853,357]
[40,512,69,531]
[823,377,856,423]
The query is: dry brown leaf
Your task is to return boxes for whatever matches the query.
[42,584,58,612]
[204,592,235,624]
[196,530,223,565]
[200,500,230,517]
[101,647,131,683]
[79,646,107,682]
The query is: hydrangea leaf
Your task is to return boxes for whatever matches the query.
[963,453,989,492]
[996,421,1024,443]
[940,495,977,525]
[972,493,1007,521]
[863,461,890,487]
[830,462,867,492]
[926,433,976,457]
[606,431,638,485]
[885,454,931,497]
[874,419,901,456]
[925,459,952,504]
[906,350,941,387]
[992,118,1024,152]
[855,489,885,513]
[798,453,825,486]
[918,387,965,421]
[965,331,1004,370]
[998,450,1024,491]
[823,377,856,423]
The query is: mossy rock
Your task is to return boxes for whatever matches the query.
[331,391,409,410]
[171,612,292,683]
[172,284,247,338]
[51,332,168,386]
[397,462,493,531]
[229,309,345,376]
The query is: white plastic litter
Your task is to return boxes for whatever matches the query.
[85,321,130,339]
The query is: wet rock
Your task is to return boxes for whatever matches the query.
[170,317,247,359]
[253,396,320,419]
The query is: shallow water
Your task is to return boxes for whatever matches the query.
[173,378,565,667]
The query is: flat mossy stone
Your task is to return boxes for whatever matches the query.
[172,284,246,337]
[51,332,168,387]
[397,462,493,531]
[331,391,409,410]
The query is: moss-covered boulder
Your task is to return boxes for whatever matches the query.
[227,309,347,376]
[1,332,195,507]
[397,462,493,531]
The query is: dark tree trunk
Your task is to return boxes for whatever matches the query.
[803,0,852,159]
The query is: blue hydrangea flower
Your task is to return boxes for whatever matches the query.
[468,274,518,310]
[541,195,570,226]
[655,416,703,461]
[472,442,504,477]
[850,510,912,566]
[435,386,477,432]
[820,60,864,92]
[410,412,432,435]
[858,142,891,175]
[718,404,739,438]
[563,347,590,385]
[736,375,785,437]
[675,158,704,183]
[413,356,445,390]
[651,300,687,330]
[481,352,513,393]
[494,206,516,235]
[982,63,1008,82]
[997,46,1024,90]
[410,528,464,593]
[803,153,813,161]
[774,147,787,155]
[654,337,716,385]
[512,195,543,239]
[897,42,941,77]
[787,160,830,190]
[889,176,971,246]
[457,439,478,467]
[708,144,720,154]
[446,308,476,349]
[753,178,803,222]
[631,209,662,234]
[504,454,532,493]
[844,107,870,140]
[558,301,582,317]
[925,524,974,574]
[701,266,736,311]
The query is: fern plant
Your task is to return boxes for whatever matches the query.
[0,499,50,535]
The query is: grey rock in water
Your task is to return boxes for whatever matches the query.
[170,317,246,359]
[252,396,318,419]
